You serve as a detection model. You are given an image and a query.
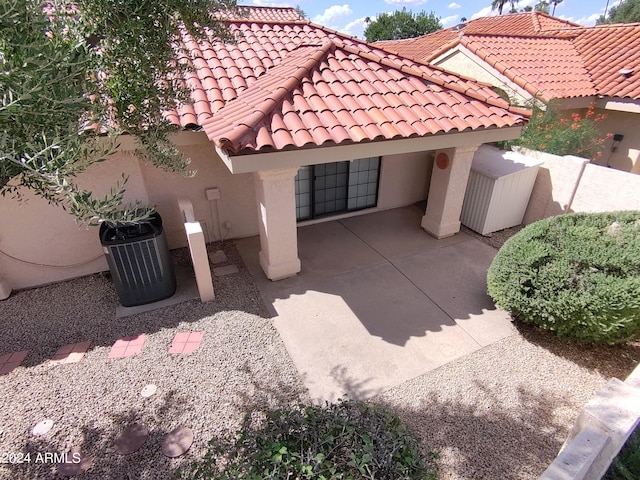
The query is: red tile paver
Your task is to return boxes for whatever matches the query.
[50,341,91,365]
[108,335,147,359]
[0,350,28,375]
[168,332,203,355]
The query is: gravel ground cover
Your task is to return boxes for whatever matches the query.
[0,243,307,479]
[377,324,639,479]
[1,238,638,479]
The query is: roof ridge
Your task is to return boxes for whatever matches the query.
[531,11,542,32]
[203,42,334,152]
[462,31,580,39]
[335,40,529,117]
[217,5,306,24]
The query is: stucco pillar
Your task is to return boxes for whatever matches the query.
[0,274,11,300]
[254,167,301,281]
[421,145,479,239]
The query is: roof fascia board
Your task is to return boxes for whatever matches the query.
[430,44,462,65]
[552,96,596,110]
[216,126,524,174]
[596,97,640,114]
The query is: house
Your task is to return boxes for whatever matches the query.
[0,6,527,291]
[376,12,640,173]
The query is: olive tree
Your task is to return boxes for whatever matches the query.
[1,0,236,225]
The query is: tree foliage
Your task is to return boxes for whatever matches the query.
[502,103,609,160]
[1,0,236,225]
[492,0,519,14]
[598,0,640,23]
[364,8,442,42]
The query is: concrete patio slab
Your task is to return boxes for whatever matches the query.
[393,240,516,347]
[236,206,516,402]
[340,206,471,259]
[297,221,385,276]
[269,262,483,401]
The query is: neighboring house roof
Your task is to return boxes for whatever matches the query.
[166,7,527,156]
[374,12,579,63]
[376,13,640,103]
[571,23,640,99]
[460,34,597,100]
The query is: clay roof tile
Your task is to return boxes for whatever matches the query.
[171,7,526,153]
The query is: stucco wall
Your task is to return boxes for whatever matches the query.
[521,148,640,225]
[0,132,438,291]
[589,109,640,174]
[138,133,259,249]
[377,151,432,209]
[571,163,640,213]
[521,149,589,224]
[435,50,530,106]
[0,132,259,291]
[0,153,149,290]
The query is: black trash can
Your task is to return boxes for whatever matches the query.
[99,212,176,307]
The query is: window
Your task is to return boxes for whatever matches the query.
[294,157,380,221]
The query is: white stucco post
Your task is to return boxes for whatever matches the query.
[254,167,301,280]
[0,272,11,300]
[421,145,480,239]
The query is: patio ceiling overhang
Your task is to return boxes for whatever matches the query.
[214,126,524,174]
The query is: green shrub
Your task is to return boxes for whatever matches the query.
[501,102,609,160]
[183,400,438,480]
[604,424,640,479]
[487,212,640,344]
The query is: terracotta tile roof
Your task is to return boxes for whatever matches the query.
[216,5,304,23]
[570,23,640,99]
[374,12,578,61]
[460,35,596,101]
[376,14,640,102]
[169,7,527,155]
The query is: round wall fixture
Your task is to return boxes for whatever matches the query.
[436,152,450,169]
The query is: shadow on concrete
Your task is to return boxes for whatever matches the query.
[239,206,509,349]
[235,206,516,401]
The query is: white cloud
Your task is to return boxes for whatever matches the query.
[569,12,602,25]
[340,16,369,38]
[441,14,460,26]
[519,0,536,8]
[470,0,536,19]
[470,5,494,19]
[313,4,353,24]
[566,0,622,26]
[384,0,428,5]
[448,2,462,9]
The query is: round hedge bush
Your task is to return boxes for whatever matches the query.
[487,211,640,344]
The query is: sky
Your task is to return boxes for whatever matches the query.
[239,0,622,39]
